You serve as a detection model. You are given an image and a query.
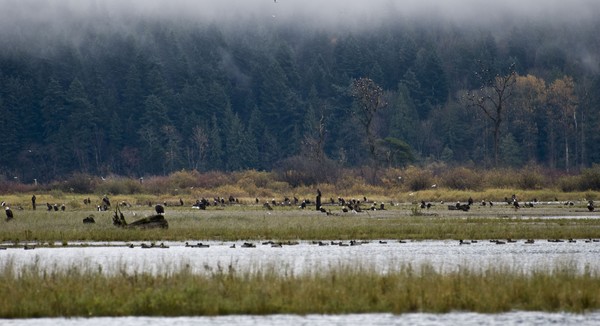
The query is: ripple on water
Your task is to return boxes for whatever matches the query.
[2,312,600,326]
[1,240,600,275]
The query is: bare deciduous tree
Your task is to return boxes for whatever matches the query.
[465,63,516,166]
[185,126,209,171]
[350,77,387,163]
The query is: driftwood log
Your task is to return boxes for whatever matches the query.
[113,207,168,229]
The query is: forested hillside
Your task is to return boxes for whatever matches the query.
[1,1,600,183]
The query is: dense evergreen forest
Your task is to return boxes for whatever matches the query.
[1,2,600,183]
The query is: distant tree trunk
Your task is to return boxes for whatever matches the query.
[350,77,387,165]
[565,136,570,172]
[549,76,578,172]
[548,125,556,169]
[465,63,516,167]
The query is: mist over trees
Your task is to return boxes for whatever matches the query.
[1,2,600,183]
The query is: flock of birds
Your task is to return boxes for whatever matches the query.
[416,195,595,213]
[1,189,597,251]
[1,190,598,223]
[458,238,600,245]
[4,236,599,251]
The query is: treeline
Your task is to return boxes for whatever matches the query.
[1,15,599,182]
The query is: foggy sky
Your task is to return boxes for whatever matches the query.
[1,0,599,28]
[1,0,599,59]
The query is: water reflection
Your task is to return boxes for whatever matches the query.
[2,312,600,326]
[1,240,599,275]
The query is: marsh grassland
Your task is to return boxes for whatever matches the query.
[0,261,599,317]
[0,190,599,243]
[1,189,600,317]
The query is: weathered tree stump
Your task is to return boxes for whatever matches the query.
[126,214,169,229]
[113,207,168,229]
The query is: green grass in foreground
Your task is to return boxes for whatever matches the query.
[0,262,598,317]
[2,200,600,243]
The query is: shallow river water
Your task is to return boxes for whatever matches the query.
[3,312,600,326]
[3,240,600,325]
[1,239,599,275]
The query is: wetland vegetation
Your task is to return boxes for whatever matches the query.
[1,260,599,317]
[1,169,600,318]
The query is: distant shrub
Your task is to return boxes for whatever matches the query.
[335,171,367,196]
[347,183,385,197]
[141,176,171,195]
[402,166,434,191]
[440,167,482,190]
[195,171,233,189]
[265,180,292,194]
[275,156,340,187]
[236,177,259,196]
[378,168,404,190]
[558,175,579,192]
[516,167,547,190]
[577,165,600,190]
[61,173,96,193]
[49,189,65,199]
[168,170,201,189]
[0,181,37,194]
[232,170,275,188]
[96,178,142,195]
[483,169,516,188]
[212,185,248,198]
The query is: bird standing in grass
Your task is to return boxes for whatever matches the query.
[155,204,165,215]
[5,207,13,221]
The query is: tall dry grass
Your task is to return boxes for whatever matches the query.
[0,260,598,317]
[4,165,600,198]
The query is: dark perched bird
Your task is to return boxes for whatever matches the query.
[47,203,52,211]
[588,201,595,212]
[179,198,184,206]
[61,204,66,211]
[5,207,14,221]
[155,204,165,215]
[83,216,95,224]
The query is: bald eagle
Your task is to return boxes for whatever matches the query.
[155,204,165,215]
[5,207,13,220]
